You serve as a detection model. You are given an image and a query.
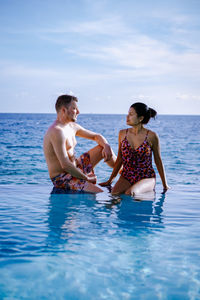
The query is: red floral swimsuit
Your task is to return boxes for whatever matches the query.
[121,129,156,185]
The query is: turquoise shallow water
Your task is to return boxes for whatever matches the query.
[0,113,200,299]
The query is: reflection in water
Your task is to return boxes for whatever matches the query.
[46,192,96,252]
[46,190,166,252]
[105,192,166,231]
[152,193,166,222]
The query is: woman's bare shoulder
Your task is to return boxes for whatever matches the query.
[119,128,128,133]
[118,129,127,143]
[147,129,159,146]
[119,129,127,137]
[147,129,158,138]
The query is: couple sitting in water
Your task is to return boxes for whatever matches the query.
[43,94,169,195]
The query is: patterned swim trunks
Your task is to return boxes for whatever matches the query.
[51,152,94,192]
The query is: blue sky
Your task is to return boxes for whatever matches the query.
[0,0,200,114]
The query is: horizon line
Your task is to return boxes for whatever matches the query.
[0,112,200,116]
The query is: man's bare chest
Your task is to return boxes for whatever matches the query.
[63,127,77,152]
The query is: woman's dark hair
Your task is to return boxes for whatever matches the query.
[131,102,157,124]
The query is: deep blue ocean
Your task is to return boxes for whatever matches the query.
[0,113,200,299]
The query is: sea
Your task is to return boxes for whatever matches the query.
[0,113,200,299]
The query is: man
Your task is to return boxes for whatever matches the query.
[43,94,116,193]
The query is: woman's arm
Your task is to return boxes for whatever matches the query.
[151,132,169,192]
[99,131,123,186]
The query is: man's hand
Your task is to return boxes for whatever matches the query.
[87,173,97,184]
[102,144,112,162]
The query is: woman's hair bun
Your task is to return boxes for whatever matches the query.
[130,102,157,124]
[148,107,157,119]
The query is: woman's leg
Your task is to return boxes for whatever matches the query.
[125,178,156,195]
[111,175,131,195]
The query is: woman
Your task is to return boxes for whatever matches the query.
[100,103,169,195]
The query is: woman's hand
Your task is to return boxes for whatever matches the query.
[162,184,170,193]
[124,187,132,195]
[99,179,112,187]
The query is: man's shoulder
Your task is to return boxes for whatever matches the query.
[49,123,61,133]
[70,122,84,132]
[45,123,63,140]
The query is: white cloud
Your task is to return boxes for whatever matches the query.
[25,16,130,37]
[66,17,129,36]
[65,34,200,81]
[176,93,200,101]
[2,65,60,78]
[1,3,200,115]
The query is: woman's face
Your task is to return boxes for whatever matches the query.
[126,107,141,126]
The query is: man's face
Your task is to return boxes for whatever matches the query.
[66,100,80,122]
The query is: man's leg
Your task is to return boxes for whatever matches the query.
[73,145,115,194]
[82,181,103,193]
[88,145,116,168]
[63,173,103,193]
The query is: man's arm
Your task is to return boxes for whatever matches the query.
[50,127,96,182]
[76,124,112,161]
[99,131,123,186]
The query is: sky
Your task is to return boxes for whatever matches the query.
[0,0,200,115]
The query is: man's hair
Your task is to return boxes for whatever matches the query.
[55,94,78,112]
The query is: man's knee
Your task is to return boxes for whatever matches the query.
[83,182,103,193]
[88,145,104,167]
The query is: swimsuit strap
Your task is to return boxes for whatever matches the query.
[125,128,149,142]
